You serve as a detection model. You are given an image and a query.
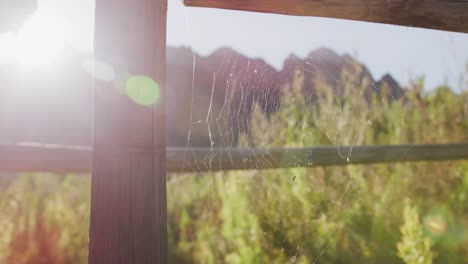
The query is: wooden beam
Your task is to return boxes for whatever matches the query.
[2,143,467,173]
[89,0,167,263]
[168,143,468,171]
[184,0,468,33]
[0,143,91,173]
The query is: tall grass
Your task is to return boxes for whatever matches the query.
[0,68,467,263]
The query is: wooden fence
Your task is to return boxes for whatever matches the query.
[2,142,467,173]
[2,1,467,263]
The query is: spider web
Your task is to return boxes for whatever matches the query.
[167,10,396,264]
[165,3,467,264]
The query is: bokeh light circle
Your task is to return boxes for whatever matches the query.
[125,75,160,106]
[82,58,116,82]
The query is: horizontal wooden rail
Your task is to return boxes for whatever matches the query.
[1,142,467,173]
[0,143,92,173]
[184,0,468,33]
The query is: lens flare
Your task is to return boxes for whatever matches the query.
[125,75,160,106]
[422,207,464,246]
[82,58,116,82]
[424,215,447,236]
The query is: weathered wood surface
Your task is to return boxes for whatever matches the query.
[0,143,91,173]
[1,143,467,173]
[184,0,468,33]
[89,0,167,263]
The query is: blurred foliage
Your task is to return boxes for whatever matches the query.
[397,201,434,264]
[0,174,90,264]
[1,67,467,263]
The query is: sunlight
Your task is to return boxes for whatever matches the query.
[0,8,66,68]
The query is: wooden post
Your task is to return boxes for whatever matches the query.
[89,0,167,263]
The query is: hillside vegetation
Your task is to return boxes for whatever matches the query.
[1,64,467,263]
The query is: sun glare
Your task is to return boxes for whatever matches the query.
[0,8,66,68]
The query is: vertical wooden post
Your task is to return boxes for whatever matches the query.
[89,0,167,263]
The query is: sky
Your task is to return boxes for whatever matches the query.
[2,0,468,90]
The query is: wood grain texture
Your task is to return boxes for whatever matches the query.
[2,143,467,173]
[184,0,468,33]
[89,0,167,263]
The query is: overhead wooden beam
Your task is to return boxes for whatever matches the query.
[89,0,167,263]
[2,143,467,173]
[184,0,468,33]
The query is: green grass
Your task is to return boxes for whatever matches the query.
[1,70,467,263]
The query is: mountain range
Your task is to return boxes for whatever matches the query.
[166,46,404,146]
[0,46,404,147]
